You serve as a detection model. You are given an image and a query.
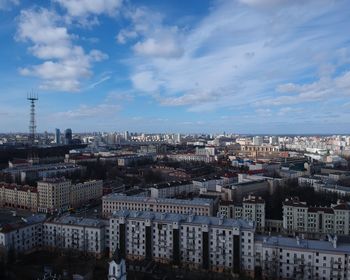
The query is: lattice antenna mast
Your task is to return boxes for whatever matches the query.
[27,91,38,145]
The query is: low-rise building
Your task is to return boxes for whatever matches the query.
[102,194,215,217]
[150,181,196,198]
[2,162,85,184]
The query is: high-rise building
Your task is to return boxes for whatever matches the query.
[253,136,263,146]
[55,128,61,144]
[124,131,129,141]
[64,128,72,145]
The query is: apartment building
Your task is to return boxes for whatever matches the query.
[2,162,85,184]
[0,214,46,253]
[218,195,265,232]
[102,194,215,217]
[167,154,215,163]
[70,180,103,208]
[43,216,107,258]
[109,210,255,274]
[150,181,196,198]
[37,178,103,213]
[0,183,38,211]
[255,235,350,280]
[37,178,71,213]
[283,197,350,236]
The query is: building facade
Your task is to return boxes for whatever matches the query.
[0,183,38,211]
[218,195,265,232]
[150,181,196,198]
[102,194,215,217]
[109,210,255,274]
[42,216,106,257]
[37,178,103,213]
[283,198,350,236]
[255,235,350,280]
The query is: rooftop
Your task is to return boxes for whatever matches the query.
[49,216,105,228]
[256,235,350,253]
[103,194,214,206]
[150,180,192,189]
[112,209,255,230]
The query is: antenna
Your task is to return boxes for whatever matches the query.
[27,90,38,145]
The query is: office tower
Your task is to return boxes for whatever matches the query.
[55,128,61,144]
[64,128,72,145]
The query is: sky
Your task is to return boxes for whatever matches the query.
[1,0,350,134]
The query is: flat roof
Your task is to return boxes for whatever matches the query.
[48,216,105,228]
[151,180,192,189]
[103,194,214,207]
[256,235,350,254]
[112,209,255,230]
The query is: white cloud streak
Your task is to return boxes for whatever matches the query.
[120,0,350,116]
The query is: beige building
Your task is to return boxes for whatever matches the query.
[70,180,103,208]
[37,178,71,213]
[37,178,103,213]
[102,194,214,217]
[0,183,38,211]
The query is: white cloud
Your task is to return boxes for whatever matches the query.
[117,6,184,58]
[106,90,134,102]
[133,37,183,58]
[0,0,19,10]
[131,71,162,93]
[55,0,122,16]
[123,0,350,113]
[54,104,120,119]
[16,8,108,91]
[260,71,350,106]
[238,0,303,8]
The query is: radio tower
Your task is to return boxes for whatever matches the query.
[27,91,38,145]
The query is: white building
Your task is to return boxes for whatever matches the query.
[109,210,255,274]
[219,195,265,232]
[253,136,263,146]
[43,216,107,258]
[0,214,46,254]
[150,181,196,198]
[255,235,350,280]
[283,197,350,236]
[108,248,127,280]
[102,194,215,217]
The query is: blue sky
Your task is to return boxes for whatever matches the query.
[1,0,350,134]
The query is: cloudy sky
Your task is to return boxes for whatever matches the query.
[1,0,350,134]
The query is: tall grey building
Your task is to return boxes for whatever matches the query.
[55,128,61,144]
[64,128,72,145]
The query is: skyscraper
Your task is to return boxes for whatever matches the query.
[64,128,72,145]
[55,128,61,144]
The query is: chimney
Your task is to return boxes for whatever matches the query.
[333,236,337,248]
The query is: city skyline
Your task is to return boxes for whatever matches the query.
[1,0,350,134]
